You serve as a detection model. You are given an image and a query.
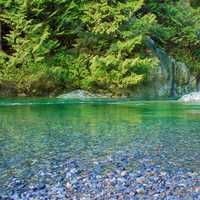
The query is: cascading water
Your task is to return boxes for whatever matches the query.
[145,37,194,97]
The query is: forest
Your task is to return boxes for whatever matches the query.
[1,1,200,199]
[0,0,200,97]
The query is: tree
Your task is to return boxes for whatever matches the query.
[0,0,159,95]
[0,0,199,96]
[145,0,200,91]
[77,0,158,94]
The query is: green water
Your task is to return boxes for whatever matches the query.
[0,99,200,189]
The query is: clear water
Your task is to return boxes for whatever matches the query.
[0,98,200,193]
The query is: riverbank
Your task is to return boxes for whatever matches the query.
[0,79,195,99]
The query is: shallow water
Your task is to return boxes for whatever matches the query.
[0,99,200,197]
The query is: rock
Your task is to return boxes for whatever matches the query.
[66,182,73,191]
[17,93,26,97]
[136,187,145,194]
[57,90,111,99]
[28,78,57,96]
[130,37,194,98]
[179,92,200,102]
[193,186,200,193]
[160,172,167,177]
[136,177,145,184]
[2,149,200,199]
[120,171,127,177]
[38,184,46,190]
[146,171,156,177]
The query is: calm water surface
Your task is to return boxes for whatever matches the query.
[0,99,200,193]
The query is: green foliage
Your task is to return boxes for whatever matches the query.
[89,55,156,90]
[78,0,158,93]
[0,0,199,96]
[146,0,200,71]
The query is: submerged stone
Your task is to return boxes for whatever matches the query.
[57,89,111,99]
[1,100,200,199]
[136,187,145,194]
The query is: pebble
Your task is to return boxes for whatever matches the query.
[136,177,145,184]
[193,186,200,193]
[1,153,200,199]
[160,171,167,176]
[120,171,127,177]
[136,187,145,194]
[66,182,73,191]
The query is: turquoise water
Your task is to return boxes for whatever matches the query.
[0,99,200,194]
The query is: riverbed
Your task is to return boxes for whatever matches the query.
[0,99,200,199]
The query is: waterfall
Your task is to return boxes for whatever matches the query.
[146,37,192,96]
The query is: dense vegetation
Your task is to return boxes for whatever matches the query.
[0,0,199,96]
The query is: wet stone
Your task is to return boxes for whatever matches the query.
[1,152,200,199]
[120,171,127,177]
[136,187,145,195]
[136,177,145,184]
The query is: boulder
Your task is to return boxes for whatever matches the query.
[57,90,111,99]
[179,92,200,102]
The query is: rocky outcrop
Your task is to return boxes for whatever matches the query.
[179,92,200,102]
[0,80,18,97]
[57,90,112,99]
[139,38,196,98]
